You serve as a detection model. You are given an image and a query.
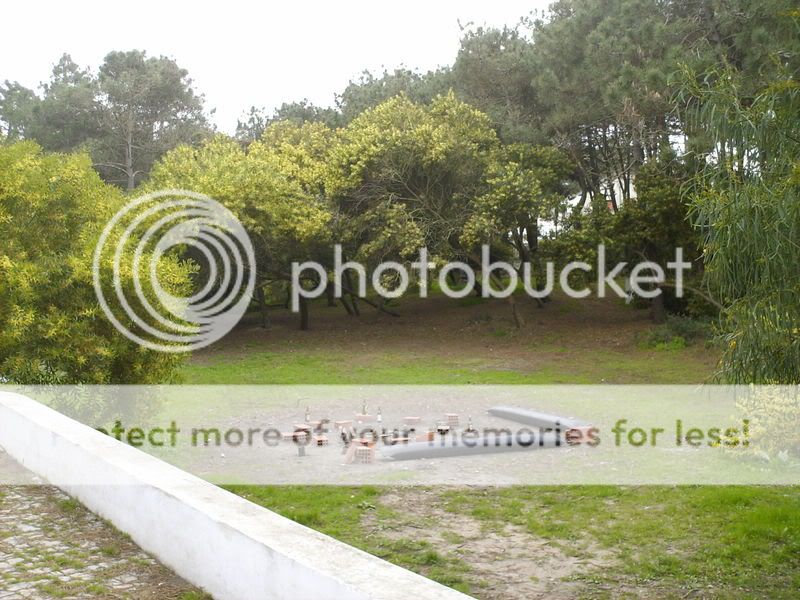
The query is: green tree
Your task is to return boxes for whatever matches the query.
[328,93,497,267]
[688,0,800,89]
[148,131,332,329]
[452,27,543,144]
[336,68,453,123]
[463,144,575,271]
[27,55,101,152]
[0,81,38,140]
[235,101,341,143]
[680,60,800,382]
[614,151,700,268]
[529,0,696,209]
[329,94,565,327]
[235,106,270,143]
[92,50,210,190]
[0,52,211,190]
[0,142,191,384]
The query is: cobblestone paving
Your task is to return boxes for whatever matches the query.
[0,452,207,599]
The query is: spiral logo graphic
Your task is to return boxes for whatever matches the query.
[93,189,256,353]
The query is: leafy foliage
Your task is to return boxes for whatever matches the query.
[235,101,341,143]
[613,152,699,267]
[452,27,543,144]
[0,142,190,383]
[0,51,210,190]
[681,60,800,383]
[148,131,332,286]
[3,0,798,384]
[328,93,498,266]
[336,68,453,124]
[644,315,713,350]
[733,387,800,459]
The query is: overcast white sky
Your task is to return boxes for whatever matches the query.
[2,1,549,133]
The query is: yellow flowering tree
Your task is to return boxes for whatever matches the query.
[0,142,191,383]
[327,92,498,268]
[148,131,333,328]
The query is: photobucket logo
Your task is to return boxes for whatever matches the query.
[93,189,256,352]
[291,245,691,311]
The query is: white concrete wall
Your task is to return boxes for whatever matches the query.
[0,391,472,600]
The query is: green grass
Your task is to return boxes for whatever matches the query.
[225,485,472,592]
[225,486,471,591]
[183,352,553,384]
[99,544,121,557]
[226,485,381,540]
[441,486,800,596]
[182,346,712,385]
[226,484,800,597]
[56,498,81,513]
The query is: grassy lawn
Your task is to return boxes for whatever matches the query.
[226,485,800,598]
[226,485,474,593]
[438,486,800,597]
[182,345,713,385]
[182,294,796,598]
[183,292,718,385]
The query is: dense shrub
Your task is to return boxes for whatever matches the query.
[644,315,713,350]
[0,142,190,384]
[732,387,800,460]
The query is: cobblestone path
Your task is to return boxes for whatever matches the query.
[0,450,207,599]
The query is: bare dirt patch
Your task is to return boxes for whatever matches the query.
[363,488,617,599]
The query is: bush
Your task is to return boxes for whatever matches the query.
[0,142,190,384]
[733,387,800,460]
[644,315,712,349]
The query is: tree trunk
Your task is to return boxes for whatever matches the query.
[608,183,618,213]
[341,295,355,316]
[508,294,524,329]
[651,289,666,324]
[468,252,524,329]
[573,188,588,218]
[257,286,270,329]
[125,116,136,191]
[325,282,336,307]
[340,282,400,317]
[447,269,460,288]
[298,295,310,330]
[343,271,360,316]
